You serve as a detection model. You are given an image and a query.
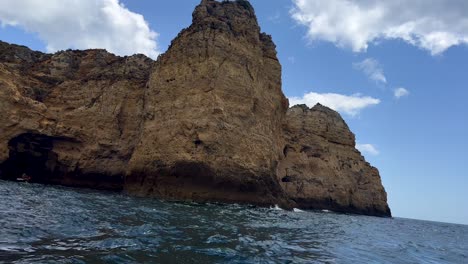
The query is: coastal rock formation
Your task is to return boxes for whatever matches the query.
[0,0,390,216]
[0,40,152,190]
[278,105,391,216]
[125,0,289,206]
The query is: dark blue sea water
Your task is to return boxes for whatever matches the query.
[0,180,467,264]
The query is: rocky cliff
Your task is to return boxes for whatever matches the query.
[0,40,152,190]
[278,104,390,216]
[0,0,390,216]
[125,0,290,207]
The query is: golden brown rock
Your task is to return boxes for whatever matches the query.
[125,0,289,207]
[0,41,153,190]
[0,0,390,216]
[277,104,391,216]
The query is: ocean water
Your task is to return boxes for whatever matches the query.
[0,181,467,264]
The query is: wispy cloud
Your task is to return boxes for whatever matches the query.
[356,143,380,156]
[0,0,160,58]
[353,58,387,85]
[290,0,468,55]
[289,92,380,116]
[394,87,410,99]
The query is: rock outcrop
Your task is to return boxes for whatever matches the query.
[0,40,153,190]
[125,0,289,207]
[0,0,390,216]
[278,104,391,216]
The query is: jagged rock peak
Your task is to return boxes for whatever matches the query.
[291,103,339,115]
[288,103,355,147]
[165,0,278,64]
[0,40,153,104]
[291,103,348,126]
[193,0,259,38]
[290,104,309,112]
[0,40,153,65]
[311,103,343,117]
[197,0,255,15]
[0,40,48,63]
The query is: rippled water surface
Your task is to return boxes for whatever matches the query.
[0,181,467,263]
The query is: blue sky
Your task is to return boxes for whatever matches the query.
[1,0,467,225]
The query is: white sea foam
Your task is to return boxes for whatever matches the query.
[271,205,283,210]
[293,208,305,212]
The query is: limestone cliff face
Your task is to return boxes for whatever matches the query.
[125,0,289,206]
[0,0,390,216]
[0,40,152,190]
[278,104,391,216]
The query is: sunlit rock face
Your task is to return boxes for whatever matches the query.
[0,40,152,190]
[278,104,391,216]
[125,0,290,206]
[0,0,390,216]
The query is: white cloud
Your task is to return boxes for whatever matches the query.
[356,143,380,156]
[353,58,387,84]
[291,0,468,55]
[394,87,410,99]
[289,92,380,116]
[0,0,160,58]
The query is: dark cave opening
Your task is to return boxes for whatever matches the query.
[0,133,61,183]
[0,133,124,191]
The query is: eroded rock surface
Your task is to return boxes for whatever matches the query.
[125,0,289,207]
[0,0,390,216]
[0,40,153,190]
[278,104,391,216]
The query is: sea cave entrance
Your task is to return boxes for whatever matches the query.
[0,133,63,183]
[0,133,124,191]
